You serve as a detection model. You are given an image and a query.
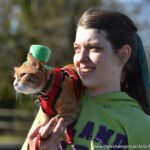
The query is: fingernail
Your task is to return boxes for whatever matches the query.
[39,127,43,134]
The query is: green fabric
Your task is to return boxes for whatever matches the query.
[21,92,150,149]
[23,61,53,70]
[23,45,53,69]
[44,64,53,69]
[64,92,150,149]
[30,45,51,63]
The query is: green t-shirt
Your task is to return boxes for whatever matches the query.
[61,92,150,150]
[21,92,150,150]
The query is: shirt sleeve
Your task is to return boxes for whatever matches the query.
[21,108,43,150]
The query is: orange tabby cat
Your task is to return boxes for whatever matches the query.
[13,53,83,144]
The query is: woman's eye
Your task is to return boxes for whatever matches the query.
[89,46,102,52]
[74,46,80,53]
[89,46,98,49]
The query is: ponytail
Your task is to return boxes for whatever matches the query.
[122,34,150,114]
[136,34,150,89]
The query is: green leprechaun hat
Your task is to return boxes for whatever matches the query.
[29,44,51,63]
[26,44,52,69]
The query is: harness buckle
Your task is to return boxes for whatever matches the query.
[35,99,41,107]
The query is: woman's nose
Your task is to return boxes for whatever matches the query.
[78,49,89,62]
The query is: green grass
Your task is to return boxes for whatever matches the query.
[0,108,35,145]
[0,135,25,144]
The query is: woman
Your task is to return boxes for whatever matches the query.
[24,7,150,150]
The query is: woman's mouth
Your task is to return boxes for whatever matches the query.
[79,67,95,75]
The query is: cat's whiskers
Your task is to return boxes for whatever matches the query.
[16,92,23,106]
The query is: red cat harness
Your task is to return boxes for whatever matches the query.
[35,67,82,150]
[39,67,81,116]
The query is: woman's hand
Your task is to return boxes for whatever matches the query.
[39,117,67,150]
[27,122,44,150]
[28,117,67,150]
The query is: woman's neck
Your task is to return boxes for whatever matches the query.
[87,84,121,96]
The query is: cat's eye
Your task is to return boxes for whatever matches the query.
[20,73,26,77]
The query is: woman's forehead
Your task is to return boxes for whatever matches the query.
[75,27,108,44]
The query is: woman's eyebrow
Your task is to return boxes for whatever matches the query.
[87,41,102,46]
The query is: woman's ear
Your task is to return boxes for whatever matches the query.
[118,44,131,64]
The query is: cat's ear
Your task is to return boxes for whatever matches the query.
[27,53,42,70]
[14,67,18,71]
[14,67,19,77]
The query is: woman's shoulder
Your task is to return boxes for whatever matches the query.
[127,103,150,145]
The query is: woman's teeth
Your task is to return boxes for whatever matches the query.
[80,68,94,73]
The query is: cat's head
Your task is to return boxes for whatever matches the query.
[13,53,49,95]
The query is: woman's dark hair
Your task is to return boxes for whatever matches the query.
[77,8,150,114]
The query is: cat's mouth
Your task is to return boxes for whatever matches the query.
[13,80,41,95]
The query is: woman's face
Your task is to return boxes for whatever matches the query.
[73,27,123,95]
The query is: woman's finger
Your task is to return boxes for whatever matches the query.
[39,117,58,139]
[38,118,66,149]
[38,118,69,150]
[53,118,66,133]
[49,118,67,142]
[28,124,42,140]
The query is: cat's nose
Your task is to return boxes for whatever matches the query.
[13,80,18,87]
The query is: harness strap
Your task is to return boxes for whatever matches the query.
[42,72,54,93]
[61,67,82,144]
[63,67,81,100]
[35,131,51,150]
[35,133,40,150]
[40,68,63,116]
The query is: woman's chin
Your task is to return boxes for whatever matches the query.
[82,79,93,88]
